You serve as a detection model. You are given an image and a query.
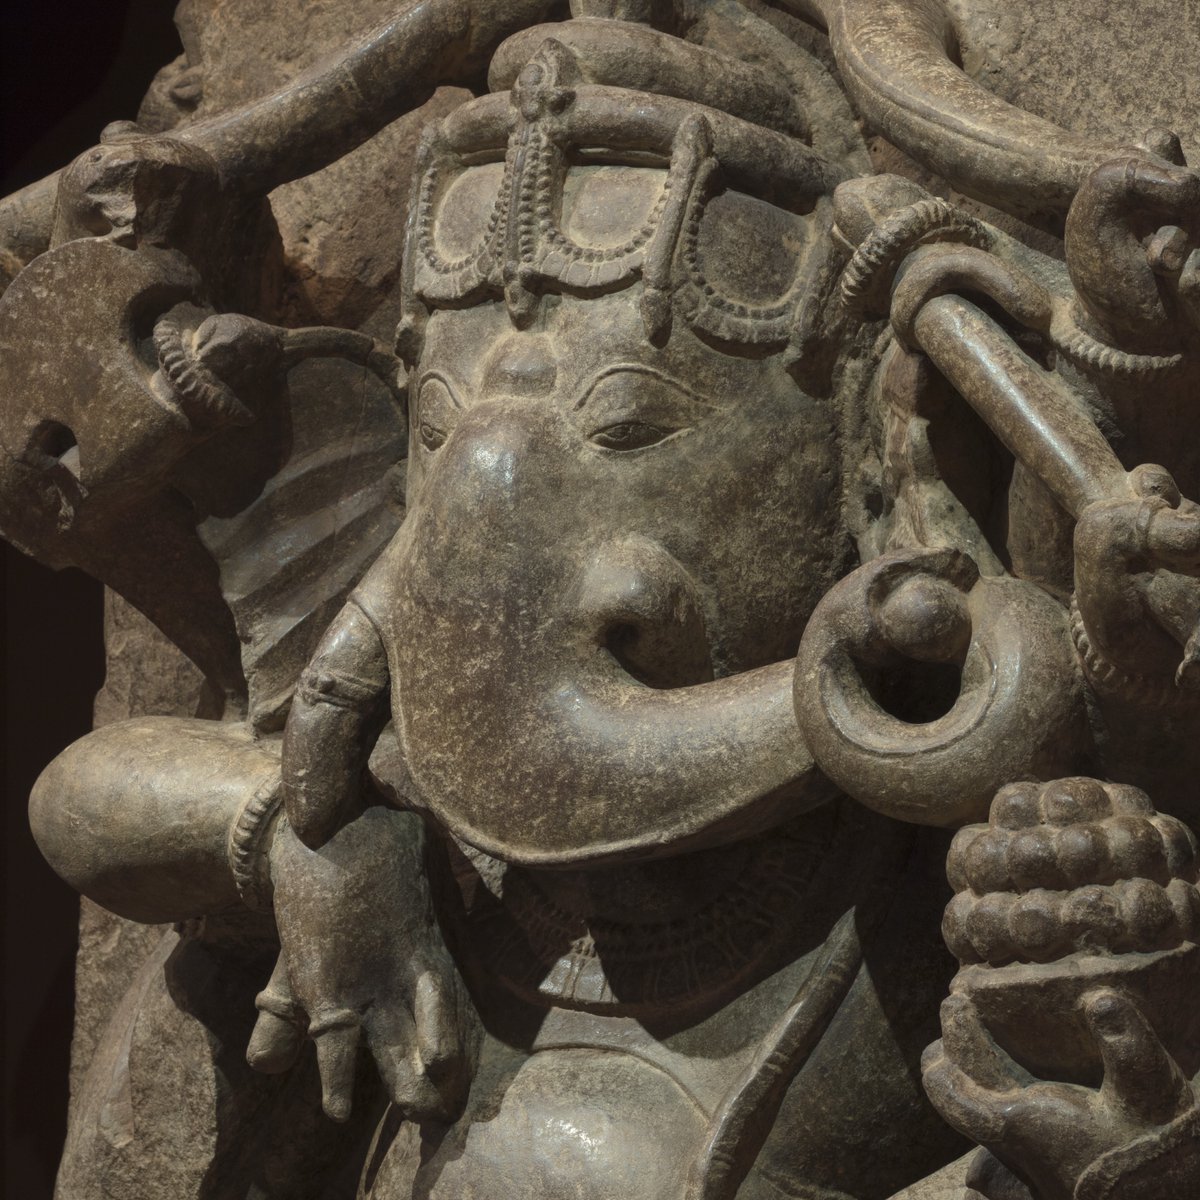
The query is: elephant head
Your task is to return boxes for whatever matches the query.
[337,19,864,865]
[360,285,849,864]
[293,15,1096,867]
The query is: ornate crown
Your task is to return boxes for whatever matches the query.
[398,10,863,358]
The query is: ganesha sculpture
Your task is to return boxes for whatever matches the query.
[4,1,1200,1198]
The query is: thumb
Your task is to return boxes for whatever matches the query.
[1086,989,1192,1126]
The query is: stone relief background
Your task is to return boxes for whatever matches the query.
[5,3,1200,1199]
[3,6,180,1193]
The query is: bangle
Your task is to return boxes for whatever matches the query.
[228,775,284,912]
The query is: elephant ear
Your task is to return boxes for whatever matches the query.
[199,357,406,732]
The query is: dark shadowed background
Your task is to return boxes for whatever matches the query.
[2,3,184,1194]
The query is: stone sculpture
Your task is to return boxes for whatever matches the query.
[2,1,1199,1197]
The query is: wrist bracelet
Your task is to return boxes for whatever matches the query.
[228,775,285,912]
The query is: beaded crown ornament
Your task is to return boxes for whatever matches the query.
[397,9,865,360]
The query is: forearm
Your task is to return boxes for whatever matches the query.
[29,716,282,923]
[177,0,558,196]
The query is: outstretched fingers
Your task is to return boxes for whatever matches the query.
[922,1038,1009,1146]
[413,965,463,1077]
[923,994,1032,1145]
[941,993,1032,1091]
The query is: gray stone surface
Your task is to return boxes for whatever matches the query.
[889,1154,972,1200]
[3,3,1200,1199]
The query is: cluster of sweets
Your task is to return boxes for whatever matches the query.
[942,779,1200,966]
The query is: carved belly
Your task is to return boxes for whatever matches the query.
[360,1048,708,1200]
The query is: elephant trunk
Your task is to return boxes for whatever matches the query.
[361,406,832,867]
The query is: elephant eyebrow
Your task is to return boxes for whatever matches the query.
[572,364,720,414]
[414,370,466,408]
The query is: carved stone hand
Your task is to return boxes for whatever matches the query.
[926,778,1200,1199]
[247,807,479,1124]
[924,988,1199,1200]
[1073,464,1200,697]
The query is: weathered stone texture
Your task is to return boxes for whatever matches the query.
[4,4,1200,1199]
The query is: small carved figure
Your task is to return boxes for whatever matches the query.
[3,2,1199,1198]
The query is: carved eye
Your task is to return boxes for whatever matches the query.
[415,375,460,453]
[419,420,447,452]
[590,421,677,451]
[577,366,717,454]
